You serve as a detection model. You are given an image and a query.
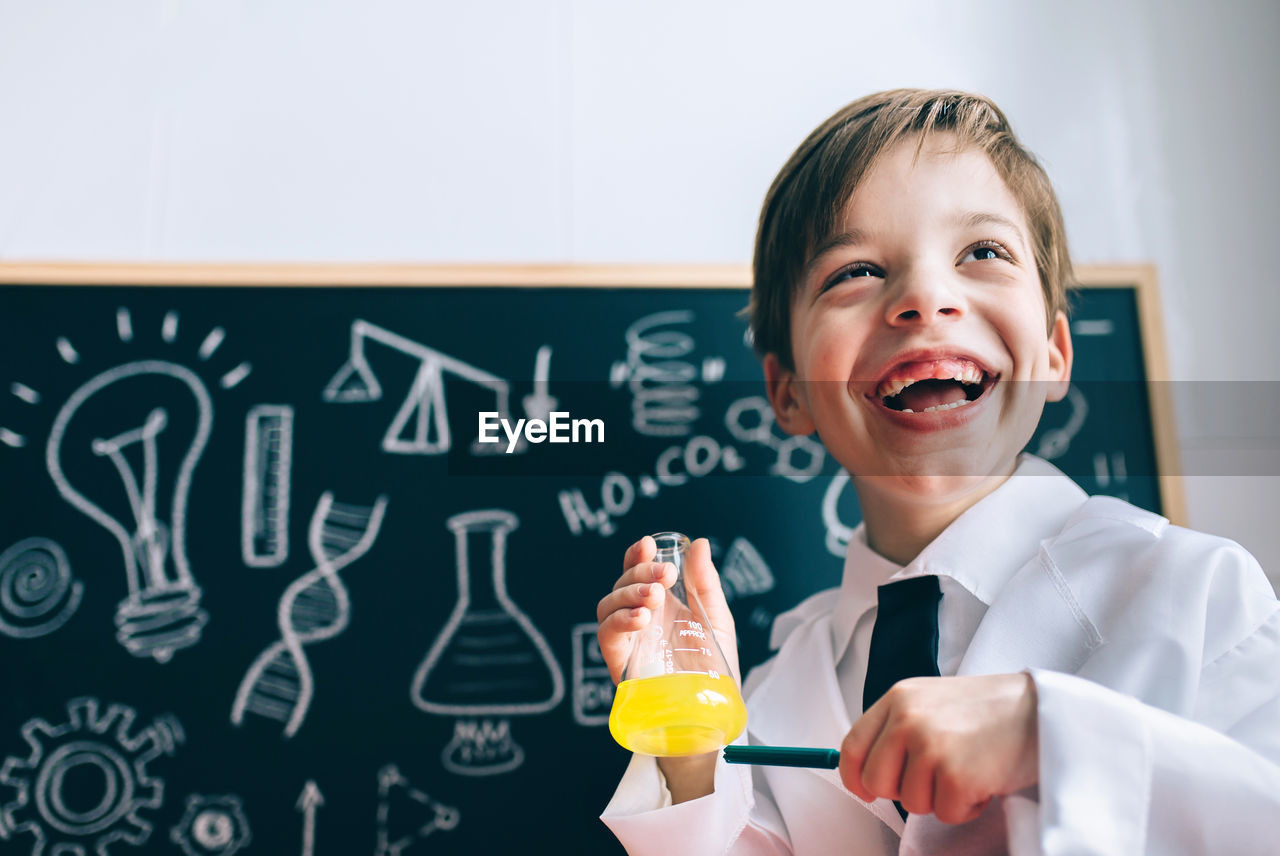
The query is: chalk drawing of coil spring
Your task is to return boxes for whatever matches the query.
[231,492,388,738]
[611,311,701,437]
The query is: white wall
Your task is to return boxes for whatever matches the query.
[2,0,1276,582]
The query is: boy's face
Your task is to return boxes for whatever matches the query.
[764,133,1072,500]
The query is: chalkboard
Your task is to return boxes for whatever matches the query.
[0,263,1178,856]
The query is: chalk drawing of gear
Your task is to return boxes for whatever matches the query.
[170,794,251,856]
[0,696,183,856]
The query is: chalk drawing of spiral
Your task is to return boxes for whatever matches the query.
[0,537,84,638]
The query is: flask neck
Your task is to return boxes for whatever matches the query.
[454,526,509,610]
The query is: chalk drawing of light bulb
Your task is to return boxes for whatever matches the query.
[46,360,212,663]
[410,510,564,776]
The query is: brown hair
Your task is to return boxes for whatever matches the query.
[749,88,1072,368]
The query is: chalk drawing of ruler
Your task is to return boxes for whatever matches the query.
[231,491,388,737]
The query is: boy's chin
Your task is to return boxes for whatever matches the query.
[851,455,1020,503]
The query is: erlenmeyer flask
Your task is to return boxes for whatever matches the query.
[608,532,747,756]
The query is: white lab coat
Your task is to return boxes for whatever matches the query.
[602,457,1280,854]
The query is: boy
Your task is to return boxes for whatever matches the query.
[595,89,1280,854]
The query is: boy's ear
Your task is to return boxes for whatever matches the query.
[1045,310,1073,402]
[763,352,816,436]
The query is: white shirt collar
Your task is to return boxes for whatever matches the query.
[829,454,1088,661]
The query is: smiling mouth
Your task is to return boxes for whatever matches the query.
[873,360,996,413]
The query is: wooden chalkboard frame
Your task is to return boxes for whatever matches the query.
[0,261,1184,523]
[1072,264,1185,525]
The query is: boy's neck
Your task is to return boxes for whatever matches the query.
[853,465,1017,566]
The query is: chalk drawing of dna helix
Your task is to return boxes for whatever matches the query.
[231,491,388,738]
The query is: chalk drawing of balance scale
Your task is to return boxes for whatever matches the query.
[410,510,564,776]
[323,319,523,455]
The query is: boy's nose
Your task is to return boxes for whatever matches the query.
[884,271,965,326]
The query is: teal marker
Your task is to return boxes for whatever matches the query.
[723,745,840,769]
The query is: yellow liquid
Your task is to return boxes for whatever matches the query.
[608,673,747,756]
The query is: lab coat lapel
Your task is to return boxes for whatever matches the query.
[955,543,1103,678]
[747,615,908,835]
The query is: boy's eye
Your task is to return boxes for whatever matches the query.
[961,241,1013,263]
[822,262,884,291]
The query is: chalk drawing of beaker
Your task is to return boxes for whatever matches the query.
[410,510,564,776]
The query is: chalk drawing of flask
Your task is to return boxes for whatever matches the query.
[410,510,564,776]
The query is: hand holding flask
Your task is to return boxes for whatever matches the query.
[608,532,746,756]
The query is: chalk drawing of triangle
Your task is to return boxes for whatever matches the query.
[383,362,449,454]
[324,356,382,403]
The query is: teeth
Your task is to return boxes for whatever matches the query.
[879,377,914,398]
[901,399,974,415]
[876,366,985,399]
[922,399,972,413]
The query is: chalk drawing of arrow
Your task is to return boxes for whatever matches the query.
[297,780,324,856]
[521,345,558,422]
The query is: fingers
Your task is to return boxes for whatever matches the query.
[843,708,951,819]
[595,597,654,685]
[858,713,908,804]
[839,699,887,802]
[596,576,668,625]
[841,683,928,809]
[613,536,676,594]
[897,746,935,817]
[682,538,742,684]
[683,538,732,624]
[597,536,678,685]
[621,535,656,575]
[932,768,988,825]
[610,559,678,595]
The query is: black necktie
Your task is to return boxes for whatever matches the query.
[862,574,943,820]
